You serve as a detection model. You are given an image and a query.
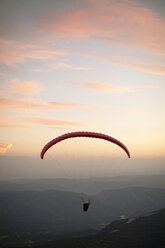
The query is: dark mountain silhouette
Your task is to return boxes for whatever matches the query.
[40,208,165,248]
[0,186,165,247]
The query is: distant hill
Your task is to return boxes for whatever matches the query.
[41,208,165,248]
[0,187,165,247]
[1,175,165,194]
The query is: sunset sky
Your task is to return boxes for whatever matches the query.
[0,0,165,179]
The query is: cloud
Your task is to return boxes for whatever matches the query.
[0,90,4,97]
[41,0,165,55]
[119,109,151,115]
[0,143,12,154]
[49,62,91,71]
[0,98,84,112]
[0,116,29,128]
[94,54,164,76]
[143,84,161,89]
[8,81,43,96]
[0,123,29,128]
[129,64,165,76]
[24,117,86,127]
[73,82,134,93]
[0,115,86,129]
[0,38,67,66]
[74,80,161,95]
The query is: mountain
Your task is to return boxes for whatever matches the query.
[0,187,165,247]
[1,175,165,194]
[40,208,165,248]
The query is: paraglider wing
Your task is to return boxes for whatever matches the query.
[40,131,130,159]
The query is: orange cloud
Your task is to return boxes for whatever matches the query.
[0,143,12,154]
[8,81,43,96]
[73,82,134,93]
[0,38,67,66]
[42,0,165,55]
[0,98,84,112]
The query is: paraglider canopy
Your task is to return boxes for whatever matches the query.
[40,131,130,159]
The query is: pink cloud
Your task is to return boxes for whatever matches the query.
[73,82,134,93]
[0,98,84,112]
[0,115,86,129]
[8,81,43,96]
[24,117,86,127]
[0,123,29,128]
[49,62,91,71]
[0,38,67,66]
[73,81,162,94]
[128,64,165,76]
[93,54,165,76]
[110,58,165,76]
[41,0,165,55]
[0,90,4,97]
[0,116,30,128]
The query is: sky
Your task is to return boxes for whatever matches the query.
[0,0,165,180]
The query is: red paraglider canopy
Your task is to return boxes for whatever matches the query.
[40,131,130,159]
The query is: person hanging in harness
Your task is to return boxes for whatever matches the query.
[83,200,90,212]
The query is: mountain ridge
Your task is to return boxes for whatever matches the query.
[1,174,165,194]
[41,208,165,248]
[0,186,165,247]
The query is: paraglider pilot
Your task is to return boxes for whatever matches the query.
[83,200,90,212]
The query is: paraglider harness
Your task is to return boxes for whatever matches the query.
[83,200,90,212]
